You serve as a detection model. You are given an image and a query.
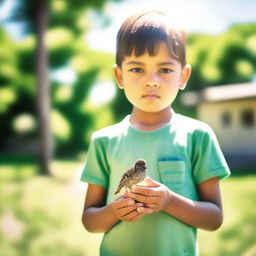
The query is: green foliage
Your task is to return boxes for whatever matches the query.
[52,68,98,156]
[110,87,132,121]
[0,87,17,114]
[0,29,17,85]
[174,23,256,115]
[0,29,36,152]
[0,1,116,157]
[15,36,36,75]
[46,27,75,67]
[187,24,256,90]
[1,2,256,157]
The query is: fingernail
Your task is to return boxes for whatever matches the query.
[137,207,143,213]
[128,200,134,205]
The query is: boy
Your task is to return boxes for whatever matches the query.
[81,11,230,256]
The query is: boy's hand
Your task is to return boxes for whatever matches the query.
[111,191,144,222]
[128,177,171,214]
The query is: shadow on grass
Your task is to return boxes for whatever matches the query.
[230,168,256,177]
[0,153,38,165]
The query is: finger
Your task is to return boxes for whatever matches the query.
[137,206,154,214]
[128,193,158,204]
[136,202,144,208]
[122,210,140,222]
[132,185,162,197]
[129,213,144,222]
[123,190,129,197]
[118,204,139,217]
[116,198,135,209]
[132,186,154,195]
[125,211,139,222]
[144,177,161,187]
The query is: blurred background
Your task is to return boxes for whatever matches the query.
[0,0,256,255]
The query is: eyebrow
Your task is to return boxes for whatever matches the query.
[158,61,176,66]
[126,61,176,66]
[126,61,144,66]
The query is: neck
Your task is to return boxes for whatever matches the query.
[130,107,173,131]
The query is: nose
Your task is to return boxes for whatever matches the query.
[146,81,160,88]
[145,73,160,88]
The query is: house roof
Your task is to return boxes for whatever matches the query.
[181,82,256,106]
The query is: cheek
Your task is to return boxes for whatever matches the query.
[162,85,180,103]
[126,76,142,85]
[122,85,136,99]
[124,72,146,83]
[166,74,180,83]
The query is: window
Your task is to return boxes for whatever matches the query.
[221,111,232,127]
[241,109,254,127]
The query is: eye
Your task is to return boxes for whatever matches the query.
[159,68,174,73]
[129,67,143,73]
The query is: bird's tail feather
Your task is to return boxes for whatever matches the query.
[114,188,120,195]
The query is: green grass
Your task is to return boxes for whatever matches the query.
[0,161,255,256]
[198,175,256,256]
[0,160,102,256]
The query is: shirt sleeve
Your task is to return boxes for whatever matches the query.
[192,124,231,184]
[80,133,110,188]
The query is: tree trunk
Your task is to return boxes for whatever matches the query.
[35,0,52,175]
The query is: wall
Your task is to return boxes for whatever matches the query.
[198,98,256,168]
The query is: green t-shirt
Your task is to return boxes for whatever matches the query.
[81,112,230,256]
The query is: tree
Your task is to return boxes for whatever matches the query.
[35,0,52,175]
[1,1,255,174]
[1,0,121,175]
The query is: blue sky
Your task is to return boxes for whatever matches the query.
[87,0,256,52]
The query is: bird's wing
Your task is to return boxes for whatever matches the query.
[114,168,134,195]
[119,167,135,186]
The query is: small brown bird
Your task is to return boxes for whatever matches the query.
[114,159,147,195]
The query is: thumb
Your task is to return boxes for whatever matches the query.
[123,190,129,197]
[144,177,160,187]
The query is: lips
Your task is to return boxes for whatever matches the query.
[142,94,160,100]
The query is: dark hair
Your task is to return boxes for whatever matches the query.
[116,11,187,67]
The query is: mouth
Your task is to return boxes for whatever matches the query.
[142,94,160,100]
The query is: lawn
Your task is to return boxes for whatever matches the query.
[0,160,255,256]
[198,175,256,256]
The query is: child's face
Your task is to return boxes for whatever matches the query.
[114,43,191,113]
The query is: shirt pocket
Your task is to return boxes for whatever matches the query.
[158,157,185,189]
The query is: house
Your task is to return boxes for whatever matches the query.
[181,82,256,170]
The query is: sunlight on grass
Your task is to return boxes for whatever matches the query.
[198,175,256,256]
[0,159,104,256]
[50,159,84,181]
[0,164,37,180]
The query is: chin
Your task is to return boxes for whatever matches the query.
[137,107,169,113]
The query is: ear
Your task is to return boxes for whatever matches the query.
[113,64,124,89]
[179,64,192,90]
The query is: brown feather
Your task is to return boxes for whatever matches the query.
[114,159,147,195]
